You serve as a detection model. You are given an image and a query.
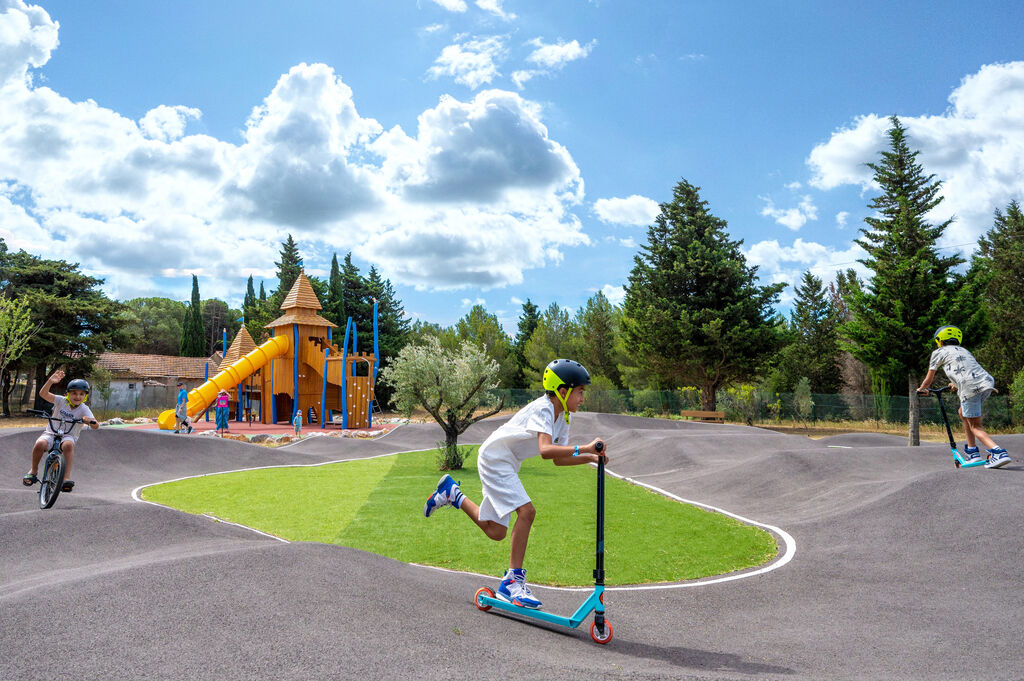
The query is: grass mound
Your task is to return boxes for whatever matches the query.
[142,448,777,586]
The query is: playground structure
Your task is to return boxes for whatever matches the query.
[159,272,378,430]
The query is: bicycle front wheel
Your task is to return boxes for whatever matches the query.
[39,451,65,510]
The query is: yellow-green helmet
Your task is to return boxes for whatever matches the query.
[933,325,962,347]
[542,359,590,423]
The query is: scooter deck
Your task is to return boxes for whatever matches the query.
[476,587,604,629]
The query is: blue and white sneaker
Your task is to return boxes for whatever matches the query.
[496,568,542,609]
[423,474,463,517]
[963,445,981,462]
[984,448,1011,469]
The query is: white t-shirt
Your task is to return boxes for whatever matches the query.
[928,345,995,398]
[477,395,571,477]
[44,395,95,440]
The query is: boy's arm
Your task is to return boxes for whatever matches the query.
[917,369,937,394]
[537,433,606,466]
[38,369,64,405]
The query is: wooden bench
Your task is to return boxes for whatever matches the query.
[680,409,725,423]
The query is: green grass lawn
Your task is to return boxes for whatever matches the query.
[142,447,777,586]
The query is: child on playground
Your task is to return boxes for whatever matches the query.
[292,410,302,437]
[917,325,1011,469]
[23,369,99,492]
[423,359,607,610]
[215,388,230,435]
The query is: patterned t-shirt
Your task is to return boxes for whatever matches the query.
[928,345,995,398]
[44,395,95,439]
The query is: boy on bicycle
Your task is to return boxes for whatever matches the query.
[23,369,99,492]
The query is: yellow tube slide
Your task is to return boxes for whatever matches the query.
[158,334,290,430]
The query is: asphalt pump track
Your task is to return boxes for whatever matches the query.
[2,413,1021,680]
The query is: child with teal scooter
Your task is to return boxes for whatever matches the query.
[423,359,609,638]
[917,325,1011,469]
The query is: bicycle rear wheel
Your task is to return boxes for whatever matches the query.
[39,451,65,509]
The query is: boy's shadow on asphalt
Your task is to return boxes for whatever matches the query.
[493,612,794,676]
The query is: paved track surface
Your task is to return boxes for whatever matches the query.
[2,414,1022,680]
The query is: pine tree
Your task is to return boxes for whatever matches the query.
[621,179,785,410]
[179,275,206,357]
[843,116,963,445]
[341,252,371,329]
[268,234,303,311]
[574,291,622,387]
[974,200,1024,386]
[327,253,345,328]
[787,271,842,393]
[512,299,540,388]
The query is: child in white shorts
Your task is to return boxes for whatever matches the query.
[24,369,99,492]
[422,359,607,609]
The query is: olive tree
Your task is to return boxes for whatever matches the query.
[381,336,505,469]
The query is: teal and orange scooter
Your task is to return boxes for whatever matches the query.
[473,441,612,644]
[923,386,986,469]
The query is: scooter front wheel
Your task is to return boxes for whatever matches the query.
[474,587,494,612]
[590,619,613,644]
[954,459,961,468]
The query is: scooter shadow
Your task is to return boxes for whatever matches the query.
[485,611,795,677]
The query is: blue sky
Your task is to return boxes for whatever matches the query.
[3,0,1023,333]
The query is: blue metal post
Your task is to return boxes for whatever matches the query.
[369,300,379,427]
[341,317,352,429]
[292,324,300,423]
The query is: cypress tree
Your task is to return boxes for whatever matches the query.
[327,253,344,328]
[179,275,206,357]
[843,116,962,445]
[512,299,540,388]
[621,179,785,410]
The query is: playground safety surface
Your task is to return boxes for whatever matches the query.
[1,414,1021,680]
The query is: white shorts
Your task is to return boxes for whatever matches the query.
[478,468,531,528]
[36,432,77,448]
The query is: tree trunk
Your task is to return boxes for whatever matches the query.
[1,369,10,416]
[907,373,920,446]
[701,384,716,411]
[21,368,35,406]
[33,364,49,411]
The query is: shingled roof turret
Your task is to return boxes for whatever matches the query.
[265,270,337,329]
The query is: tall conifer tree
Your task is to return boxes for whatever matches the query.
[179,275,206,357]
[843,116,962,445]
[621,179,785,410]
[512,299,540,388]
[974,200,1024,386]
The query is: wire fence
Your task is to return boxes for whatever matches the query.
[491,388,1019,429]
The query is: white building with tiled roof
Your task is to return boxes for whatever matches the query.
[91,352,222,411]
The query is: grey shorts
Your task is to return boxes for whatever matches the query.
[960,389,993,419]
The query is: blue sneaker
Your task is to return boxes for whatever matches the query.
[496,568,542,609]
[984,448,1011,469]
[423,474,463,517]
[962,446,981,463]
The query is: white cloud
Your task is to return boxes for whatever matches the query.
[784,181,802,190]
[428,0,468,12]
[759,194,818,231]
[0,6,588,299]
[601,284,625,305]
[593,194,659,226]
[526,37,596,69]
[476,0,516,21]
[836,211,849,227]
[808,61,1024,249]
[744,238,868,305]
[461,297,486,307]
[139,104,201,142]
[427,35,506,89]
[512,37,596,89]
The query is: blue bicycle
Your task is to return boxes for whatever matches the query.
[26,409,85,509]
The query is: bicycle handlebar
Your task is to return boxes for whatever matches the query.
[26,408,86,436]
[920,385,952,395]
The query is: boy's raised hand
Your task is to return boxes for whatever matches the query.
[49,368,65,384]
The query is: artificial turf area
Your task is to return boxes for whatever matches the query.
[141,447,777,586]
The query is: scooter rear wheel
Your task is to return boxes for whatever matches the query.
[474,587,494,611]
[590,619,613,644]
[954,460,961,468]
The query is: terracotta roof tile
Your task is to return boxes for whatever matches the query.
[96,352,221,381]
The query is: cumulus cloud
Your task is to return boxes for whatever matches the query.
[600,284,625,305]
[138,105,201,142]
[427,35,506,89]
[836,211,849,227]
[744,238,868,305]
[0,5,587,299]
[808,61,1024,248]
[593,194,659,226]
[759,194,818,231]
